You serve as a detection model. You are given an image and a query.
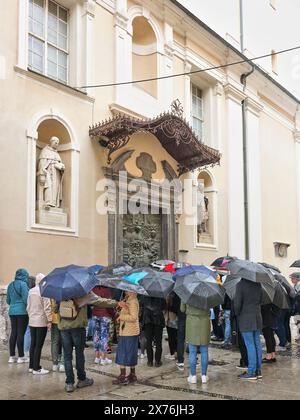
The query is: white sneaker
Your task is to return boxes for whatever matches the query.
[33,368,49,375]
[17,357,29,364]
[187,375,197,384]
[176,362,185,371]
[165,354,176,361]
[28,369,33,373]
[94,358,101,364]
[53,365,59,372]
[278,346,287,352]
[8,357,17,364]
[59,364,65,373]
[201,375,209,384]
[100,358,112,365]
[140,354,146,359]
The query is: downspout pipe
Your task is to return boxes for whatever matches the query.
[241,66,255,260]
[239,0,244,53]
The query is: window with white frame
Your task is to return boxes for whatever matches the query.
[191,84,204,141]
[28,0,69,84]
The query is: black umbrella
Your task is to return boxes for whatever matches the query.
[291,260,300,268]
[273,281,290,309]
[228,260,276,286]
[223,275,241,300]
[97,273,149,296]
[100,263,133,277]
[211,256,237,268]
[174,271,225,310]
[274,274,295,299]
[258,263,281,274]
[98,268,175,298]
[261,281,277,305]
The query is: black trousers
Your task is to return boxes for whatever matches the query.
[166,327,178,355]
[177,315,186,364]
[284,311,292,343]
[263,327,276,354]
[9,315,28,358]
[212,306,224,339]
[29,327,48,371]
[144,324,163,363]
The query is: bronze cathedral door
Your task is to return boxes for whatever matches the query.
[122,214,162,268]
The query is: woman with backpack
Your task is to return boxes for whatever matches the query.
[6,268,30,364]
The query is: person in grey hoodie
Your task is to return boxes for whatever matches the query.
[6,269,30,364]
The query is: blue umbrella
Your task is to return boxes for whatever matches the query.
[40,265,99,301]
[89,265,104,274]
[173,265,217,280]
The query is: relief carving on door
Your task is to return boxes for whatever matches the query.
[123,214,162,268]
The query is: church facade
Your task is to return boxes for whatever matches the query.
[1,0,300,292]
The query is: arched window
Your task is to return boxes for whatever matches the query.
[197,171,217,246]
[132,16,158,98]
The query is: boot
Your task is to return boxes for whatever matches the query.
[112,375,129,385]
[126,373,137,384]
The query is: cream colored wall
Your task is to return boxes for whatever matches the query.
[0,1,112,284]
[132,53,158,98]
[260,111,300,277]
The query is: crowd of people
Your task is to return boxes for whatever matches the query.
[5,266,300,393]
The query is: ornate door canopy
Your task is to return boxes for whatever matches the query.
[89,101,221,175]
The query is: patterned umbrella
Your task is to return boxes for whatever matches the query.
[100,263,132,277]
[211,256,237,268]
[174,271,225,310]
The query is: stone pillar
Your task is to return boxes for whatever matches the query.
[0,287,9,347]
[225,84,246,259]
[246,98,264,262]
[184,61,192,123]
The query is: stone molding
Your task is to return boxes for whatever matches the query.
[224,83,247,104]
[294,130,300,144]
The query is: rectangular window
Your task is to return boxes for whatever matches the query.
[191,84,204,141]
[28,0,69,84]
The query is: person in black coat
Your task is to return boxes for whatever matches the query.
[234,279,263,380]
[143,297,166,367]
[261,304,280,364]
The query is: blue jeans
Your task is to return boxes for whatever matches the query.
[87,318,95,338]
[189,344,209,377]
[24,326,31,355]
[242,331,262,376]
[61,328,86,385]
[275,311,288,347]
[224,310,232,345]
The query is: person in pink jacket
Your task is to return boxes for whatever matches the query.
[27,273,52,375]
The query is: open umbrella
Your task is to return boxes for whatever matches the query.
[164,262,191,273]
[127,268,174,298]
[173,265,217,280]
[228,260,276,286]
[40,265,99,301]
[100,263,132,277]
[261,281,277,305]
[291,260,300,268]
[150,260,175,271]
[97,272,149,296]
[223,275,241,300]
[258,263,281,273]
[174,271,225,310]
[211,256,237,268]
[89,265,104,274]
[274,274,295,299]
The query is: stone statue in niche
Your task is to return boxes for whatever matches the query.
[197,180,209,236]
[36,136,67,227]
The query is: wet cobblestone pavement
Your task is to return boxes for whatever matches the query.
[1,335,300,400]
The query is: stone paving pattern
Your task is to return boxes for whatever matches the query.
[1,336,300,400]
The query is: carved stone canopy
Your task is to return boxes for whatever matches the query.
[89,108,221,175]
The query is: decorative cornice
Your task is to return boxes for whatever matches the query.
[164,42,175,58]
[224,83,246,104]
[246,97,263,117]
[114,11,128,30]
[294,130,300,144]
[84,0,96,18]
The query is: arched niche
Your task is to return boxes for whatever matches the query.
[197,169,218,247]
[132,16,158,98]
[27,113,79,236]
